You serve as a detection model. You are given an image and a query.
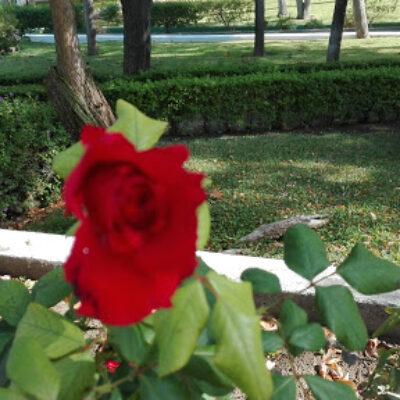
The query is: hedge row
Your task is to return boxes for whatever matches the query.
[11,3,84,33]
[105,58,400,83]
[151,0,253,31]
[2,66,400,136]
[101,67,400,134]
[0,97,71,220]
[3,56,400,86]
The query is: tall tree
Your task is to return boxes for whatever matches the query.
[326,0,348,62]
[120,0,152,75]
[296,0,311,19]
[45,0,115,138]
[83,0,98,56]
[277,0,288,17]
[254,0,265,57]
[352,0,369,38]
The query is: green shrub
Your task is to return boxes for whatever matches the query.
[101,67,400,135]
[206,0,253,28]
[0,97,71,220]
[98,3,121,25]
[152,1,202,33]
[13,3,84,33]
[366,0,399,24]
[275,16,295,31]
[303,17,324,29]
[0,6,20,54]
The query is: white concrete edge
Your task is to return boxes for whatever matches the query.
[0,228,399,308]
[25,30,400,44]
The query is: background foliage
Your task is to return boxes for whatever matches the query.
[0,97,71,220]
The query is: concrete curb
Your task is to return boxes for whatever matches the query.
[1,229,399,338]
[25,30,400,44]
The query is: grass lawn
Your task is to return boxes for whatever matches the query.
[264,0,400,26]
[25,130,400,265]
[2,37,400,83]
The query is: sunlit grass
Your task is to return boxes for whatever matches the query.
[181,131,400,264]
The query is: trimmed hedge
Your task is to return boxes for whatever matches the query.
[2,66,400,136]
[12,4,84,33]
[2,57,400,86]
[152,2,204,33]
[0,96,71,220]
[101,67,400,134]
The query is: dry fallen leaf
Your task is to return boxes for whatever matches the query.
[260,318,278,332]
[210,189,224,199]
[365,338,380,358]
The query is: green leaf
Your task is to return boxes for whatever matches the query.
[241,268,281,294]
[0,322,14,356]
[338,244,400,294]
[109,389,123,400]
[192,377,232,397]
[279,300,307,339]
[15,303,85,359]
[0,342,11,387]
[108,324,150,366]
[32,268,72,308]
[0,388,27,400]
[183,356,234,394]
[139,375,196,400]
[155,280,209,377]
[7,337,60,400]
[373,307,400,337]
[107,100,168,151]
[261,331,284,354]
[288,323,325,352]
[197,201,211,250]
[316,286,367,351]
[65,221,79,236]
[207,272,273,400]
[0,281,30,327]
[271,375,296,400]
[52,141,84,179]
[53,350,95,400]
[284,225,330,281]
[196,258,213,277]
[304,375,357,400]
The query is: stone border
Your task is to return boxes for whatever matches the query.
[1,229,399,338]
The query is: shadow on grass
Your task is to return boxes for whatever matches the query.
[184,132,400,261]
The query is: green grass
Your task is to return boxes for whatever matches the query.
[26,130,400,264]
[2,37,400,84]
[265,0,400,26]
[184,130,400,264]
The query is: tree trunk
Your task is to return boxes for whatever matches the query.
[277,0,289,17]
[120,0,152,75]
[297,0,312,19]
[296,0,304,19]
[304,0,312,19]
[45,0,115,139]
[352,0,369,38]
[326,0,348,62]
[83,0,98,56]
[254,0,265,57]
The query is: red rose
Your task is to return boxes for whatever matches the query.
[63,126,205,326]
[105,360,120,374]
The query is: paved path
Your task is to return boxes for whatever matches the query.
[26,30,400,44]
